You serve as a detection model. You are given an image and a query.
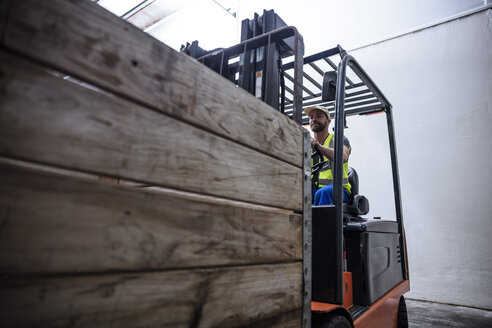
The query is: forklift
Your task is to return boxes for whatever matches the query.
[182,10,409,328]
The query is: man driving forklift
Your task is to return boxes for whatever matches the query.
[307,105,352,205]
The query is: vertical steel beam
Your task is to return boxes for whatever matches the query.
[292,28,304,124]
[333,55,349,305]
[302,129,312,328]
[385,106,408,280]
[341,55,407,282]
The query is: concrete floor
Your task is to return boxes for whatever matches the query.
[406,299,492,328]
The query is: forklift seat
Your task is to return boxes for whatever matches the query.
[348,166,359,195]
[344,167,369,216]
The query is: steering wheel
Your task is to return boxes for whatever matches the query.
[311,145,330,175]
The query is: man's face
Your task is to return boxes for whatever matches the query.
[309,109,329,133]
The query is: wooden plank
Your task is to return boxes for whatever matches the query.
[246,310,302,328]
[0,0,304,167]
[0,263,302,328]
[0,0,12,40]
[0,161,302,274]
[0,50,303,210]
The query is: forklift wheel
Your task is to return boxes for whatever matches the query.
[397,296,409,328]
[316,315,351,328]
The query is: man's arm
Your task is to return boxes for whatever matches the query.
[311,138,350,163]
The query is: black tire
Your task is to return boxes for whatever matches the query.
[397,296,409,328]
[314,315,352,328]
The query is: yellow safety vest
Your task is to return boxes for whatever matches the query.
[311,133,351,194]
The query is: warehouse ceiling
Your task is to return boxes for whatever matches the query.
[94,0,489,55]
[93,0,239,50]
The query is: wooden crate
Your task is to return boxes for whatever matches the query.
[0,1,310,327]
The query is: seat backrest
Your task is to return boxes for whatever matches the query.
[344,167,370,216]
[348,166,359,195]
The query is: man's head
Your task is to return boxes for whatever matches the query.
[305,106,331,133]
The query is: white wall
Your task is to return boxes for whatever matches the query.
[152,0,487,55]
[238,0,486,53]
[346,10,492,309]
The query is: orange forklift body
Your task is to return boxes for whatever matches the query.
[312,280,409,327]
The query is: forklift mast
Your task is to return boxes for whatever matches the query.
[181,10,305,123]
[239,10,289,110]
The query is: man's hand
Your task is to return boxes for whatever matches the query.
[311,138,350,163]
[311,137,320,148]
[312,138,334,161]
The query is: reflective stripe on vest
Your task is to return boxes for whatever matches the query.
[319,178,350,185]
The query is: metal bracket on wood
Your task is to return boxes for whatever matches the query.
[302,129,312,328]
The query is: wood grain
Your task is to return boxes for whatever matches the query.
[0,0,304,167]
[0,161,302,274]
[0,50,303,210]
[0,263,302,328]
[246,310,302,328]
[0,0,11,39]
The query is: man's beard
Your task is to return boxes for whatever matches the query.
[311,121,326,133]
